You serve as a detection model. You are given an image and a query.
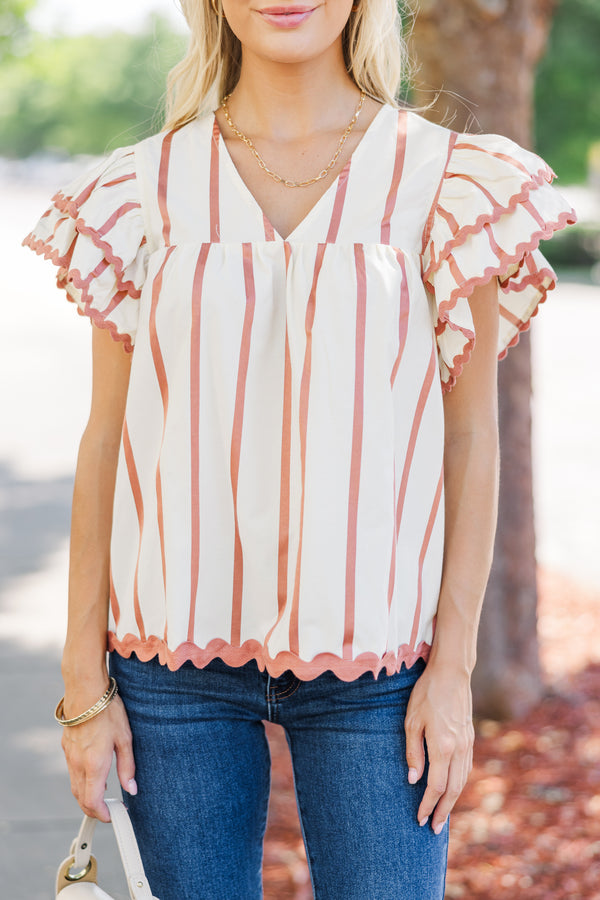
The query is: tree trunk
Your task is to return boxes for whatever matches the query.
[410,0,556,719]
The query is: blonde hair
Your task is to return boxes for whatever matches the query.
[164,0,410,132]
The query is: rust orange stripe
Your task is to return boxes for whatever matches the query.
[450,172,505,210]
[499,303,523,328]
[387,463,397,612]
[394,343,437,539]
[289,242,327,653]
[97,201,141,237]
[89,258,110,282]
[188,243,211,643]
[74,175,102,207]
[453,142,534,178]
[122,418,146,642]
[522,198,547,230]
[343,244,367,658]
[437,204,459,235]
[388,345,437,610]
[447,252,465,287]
[484,221,504,261]
[210,119,220,242]
[390,250,410,387]
[263,213,276,241]
[149,246,176,601]
[103,289,129,317]
[230,243,257,646]
[410,464,444,648]
[158,131,176,246]
[103,172,136,188]
[326,162,351,242]
[387,252,411,611]
[421,132,458,255]
[109,567,120,626]
[276,326,292,616]
[380,110,408,243]
[263,243,293,650]
[277,243,293,614]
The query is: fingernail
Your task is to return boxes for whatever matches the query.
[408,768,418,784]
[419,816,428,827]
[434,820,446,835]
[127,779,138,796]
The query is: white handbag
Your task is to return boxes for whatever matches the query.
[55,798,158,899]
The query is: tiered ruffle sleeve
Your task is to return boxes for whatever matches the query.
[421,133,577,391]
[22,147,147,351]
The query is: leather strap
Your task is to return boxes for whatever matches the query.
[57,800,157,900]
[71,815,98,869]
[105,799,155,900]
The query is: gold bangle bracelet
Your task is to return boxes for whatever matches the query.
[54,677,118,727]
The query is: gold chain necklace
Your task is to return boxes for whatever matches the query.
[220,90,366,188]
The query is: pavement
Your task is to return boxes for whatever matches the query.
[0,168,599,898]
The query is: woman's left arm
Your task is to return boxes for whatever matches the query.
[405,276,501,834]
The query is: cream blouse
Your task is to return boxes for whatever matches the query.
[24,103,576,680]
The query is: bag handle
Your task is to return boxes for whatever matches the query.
[58,799,156,900]
[105,799,155,900]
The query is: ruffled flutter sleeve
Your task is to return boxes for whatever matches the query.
[22,146,147,351]
[421,133,577,391]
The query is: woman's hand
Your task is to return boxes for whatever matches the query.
[404,661,475,834]
[61,683,136,823]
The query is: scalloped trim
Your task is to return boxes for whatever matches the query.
[431,207,576,393]
[437,208,572,319]
[21,189,146,351]
[22,230,73,270]
[52,190,143,299]
[422,165,575,283]
[71,267,135,352]
[21,173,144,295]
[22,230,136,351]
[502,264,557,295]
[108,631,432,682]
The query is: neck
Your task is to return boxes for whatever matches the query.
[226,46,361,142]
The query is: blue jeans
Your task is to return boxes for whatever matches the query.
[109,652,449,900]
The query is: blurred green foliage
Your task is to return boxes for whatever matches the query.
[535,0,600,183]
[0,0,34,60]
[0,15,186,157]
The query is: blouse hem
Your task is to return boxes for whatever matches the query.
[108,631,431,682]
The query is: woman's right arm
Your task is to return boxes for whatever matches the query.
[60,325,136,823]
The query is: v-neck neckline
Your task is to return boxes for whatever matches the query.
[212,102,392,242]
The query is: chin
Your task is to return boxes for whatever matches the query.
[259,43,323,65]
[227,4,349,65]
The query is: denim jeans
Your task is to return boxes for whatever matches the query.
[109,651,449,900]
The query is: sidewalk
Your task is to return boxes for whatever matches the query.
[1,177,598,898]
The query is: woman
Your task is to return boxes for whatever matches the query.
[24,1,576,897]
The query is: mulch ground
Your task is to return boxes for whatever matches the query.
[261,568,600,899]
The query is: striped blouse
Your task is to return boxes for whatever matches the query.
[24,103,576,680]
